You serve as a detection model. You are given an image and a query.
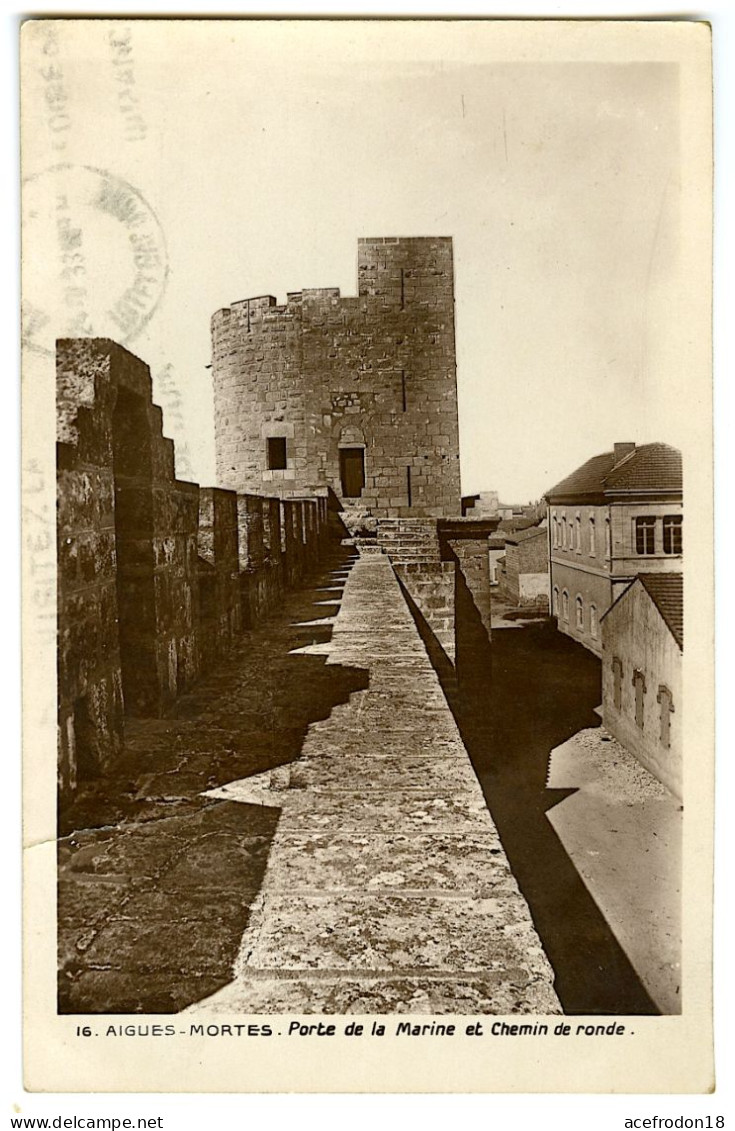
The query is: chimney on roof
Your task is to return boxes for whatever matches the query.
[613,442,636,464]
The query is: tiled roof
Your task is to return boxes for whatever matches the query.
[639,573,683,649]
[505,526,546,545]
[604,443,682,492]
[497,516,537,532]
[546,443,682,501]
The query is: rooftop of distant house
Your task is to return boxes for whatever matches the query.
[504,525,547,546]
[496,516,538,533]
[545,442,682,503]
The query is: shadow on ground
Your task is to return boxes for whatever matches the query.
[58,545,368,1014]
[402,581,659,1016]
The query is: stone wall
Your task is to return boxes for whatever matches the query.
[378,517,495,666]
[197,488,241,668]
[441,527,494,642]
[377,519,455,660]
[212,237,461,518]
[57,339,202,803]
[58,339,331,805]
[601,581,682,798]
[394,562,456,662]
[502,529,549,610]
[57,423,124,801]
[237,493,285,628]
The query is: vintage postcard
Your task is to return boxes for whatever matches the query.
[21,18,714,1093]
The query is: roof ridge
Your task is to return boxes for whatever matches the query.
[638,573,683,649]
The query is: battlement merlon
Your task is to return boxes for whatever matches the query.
[357,235,454,293]
[211,237,455,329]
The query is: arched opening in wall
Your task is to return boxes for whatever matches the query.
[657,684,674,748]
[112,387,157,716]
[339,447,365,498]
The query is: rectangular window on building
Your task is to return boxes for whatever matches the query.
[267,437,287,470]
[663,515,683,555]
[635,516,656,555]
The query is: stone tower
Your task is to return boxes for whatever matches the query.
[211,237,461,518]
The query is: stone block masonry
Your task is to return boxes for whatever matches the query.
[57,339,201,803]
[376,517,496,666]
[197,488,241,669]
[57,339,329,806]
[377,518,455,659]
[212,237,461,517]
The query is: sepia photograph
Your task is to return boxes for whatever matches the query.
[20,17,713,1093]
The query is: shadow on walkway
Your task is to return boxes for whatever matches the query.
[58,545,368,1014]
[402,583,659,1016]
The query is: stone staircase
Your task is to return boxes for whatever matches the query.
[339,501,377,534]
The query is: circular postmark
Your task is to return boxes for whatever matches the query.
[22,164,169,357]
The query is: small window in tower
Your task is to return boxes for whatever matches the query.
[267,437,287,470]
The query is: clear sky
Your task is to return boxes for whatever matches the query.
[23,21,689,503]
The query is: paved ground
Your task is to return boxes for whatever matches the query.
[187,554,559,1015]
[58,545,369,1013]
[547,727,682,1014]
[489,597,546,631]
[59,548,559,1015]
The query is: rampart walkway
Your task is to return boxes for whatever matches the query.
[188,553,560,1014]
[58,547,559,1015]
